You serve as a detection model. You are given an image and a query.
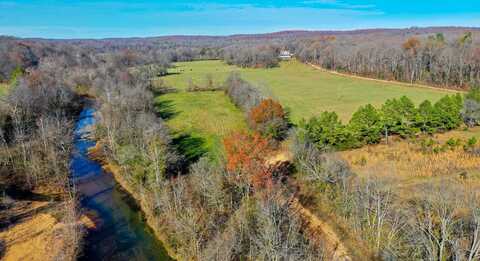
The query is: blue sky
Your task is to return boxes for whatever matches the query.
[0,0,479,39]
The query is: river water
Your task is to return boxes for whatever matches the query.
[71,107,172,261]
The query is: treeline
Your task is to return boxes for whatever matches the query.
[298,94,464,150]
[295,32,480,88]
[223,45,279,68]
[224,72,289,140]
[0,57,83,260]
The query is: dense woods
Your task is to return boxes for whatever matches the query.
[295,31,480,88]
[0,51,83,260]
[223,45,279,68]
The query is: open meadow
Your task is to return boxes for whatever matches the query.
[0,83,8,96]
[155,91,247,161]
[161,60,454,122]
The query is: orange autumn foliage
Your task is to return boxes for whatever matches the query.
[402,37,421,56]
[223,131,273,190]
[249,98,285,127]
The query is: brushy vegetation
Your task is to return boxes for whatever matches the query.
[292,133,480,260]
[224,73,290,141]
[463,86,480,127]
[342,130,480,178]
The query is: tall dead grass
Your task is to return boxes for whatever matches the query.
[341,139,480,178]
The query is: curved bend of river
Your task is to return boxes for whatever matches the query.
[70,106,172,261]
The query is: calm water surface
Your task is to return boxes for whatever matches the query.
[71,107,172,261]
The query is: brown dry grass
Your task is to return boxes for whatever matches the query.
[0,202,64,261]
[341,140,480,178]
[341,128,480,178]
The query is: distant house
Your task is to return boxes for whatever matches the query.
[279,50,293,60]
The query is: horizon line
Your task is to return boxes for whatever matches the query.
[2,25,480,41]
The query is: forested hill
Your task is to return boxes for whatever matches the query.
[12,26,480,42]
[2,26,480,88]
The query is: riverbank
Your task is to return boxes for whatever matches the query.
[89,141,179,260]
[72,106,172,260]
[0,187,80,261]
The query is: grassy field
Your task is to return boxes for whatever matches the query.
[160,60,454,122]
[155,91,247,162]
[0,83,8,96]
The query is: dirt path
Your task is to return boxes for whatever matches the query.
[290,197,352,260]
[308,63,463,94]
[267,151,353,260]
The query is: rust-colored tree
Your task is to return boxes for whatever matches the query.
[223,131,273,190]
[248,98,288,140]
[402,37,421,56]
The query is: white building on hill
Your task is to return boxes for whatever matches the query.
[279,50,293,60]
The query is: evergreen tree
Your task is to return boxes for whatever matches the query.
[299,111,356,150]
[434,94,463,130]
[417,100,440,134]
[381,96,418,138]
[349,104,383,145]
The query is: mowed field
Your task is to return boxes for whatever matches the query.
[0,83,8,96]
[155,91,247,161]
[161,60,454,122]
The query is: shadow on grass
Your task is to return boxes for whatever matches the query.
[154,99,178,120]
[165,72,181,76]
[172,133,208,173]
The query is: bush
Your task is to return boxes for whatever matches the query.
[248,99,289,140]
[186,74,221,92]
[464,136,478,152]
[292,139,352,185]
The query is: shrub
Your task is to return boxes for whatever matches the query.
[186,74,221,92]
[292,139,352,186]
[248,98,289,140]
[464,137,478,152]
[445,138,461,150]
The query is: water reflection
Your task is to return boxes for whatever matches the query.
[71,107,172,261]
